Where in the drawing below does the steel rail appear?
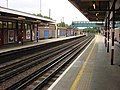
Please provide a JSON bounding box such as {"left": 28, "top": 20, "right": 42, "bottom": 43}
{"left": 0, "top": 36, "right": 86, "bottom": 71}
{"left": 33, "top": 36, "right": 93, "bottom": 90}
{"left": 0, "top": 36, "right": 87, "bottom": 82}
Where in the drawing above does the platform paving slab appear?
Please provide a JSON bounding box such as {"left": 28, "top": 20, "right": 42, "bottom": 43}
{"left": 48, "top": 35, "right": 120, "bottom": 90}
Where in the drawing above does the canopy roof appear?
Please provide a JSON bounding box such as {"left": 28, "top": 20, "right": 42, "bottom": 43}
{"left": 0, "top": 6, "right": 56, "bottom": 23}
{"left": 69, "top": 0, "right": 120, "bottom": 21}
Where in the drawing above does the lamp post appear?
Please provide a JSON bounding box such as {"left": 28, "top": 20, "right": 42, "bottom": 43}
{"left": 40, "top": 0, "right": 41, "bottom": 14}
{"left": 49, "top": 9, "right": 51, "bottom": 18}
{"left": 6, "top": 0, "right": 8, "bottom": 8}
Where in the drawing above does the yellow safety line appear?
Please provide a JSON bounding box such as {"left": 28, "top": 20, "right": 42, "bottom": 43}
{"left": 70, "top": 36, "right": 97, "bottom": 90}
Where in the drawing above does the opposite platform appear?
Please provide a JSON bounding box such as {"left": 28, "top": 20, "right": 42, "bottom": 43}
{"left": 48, "top": 35, "right": 120, "bottom": 90}
{"left": 0, "top": 35, "right": 83, "bottom": 54}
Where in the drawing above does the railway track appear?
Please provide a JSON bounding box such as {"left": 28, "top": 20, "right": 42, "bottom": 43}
{"left": 4, "top": 35, "right": 94, "bottom": 90}
{"left": 0, "top": 35, "right": 85, "bottom": 64}
{"left": 0, "top": 36, "right": 87, "bottom": 83}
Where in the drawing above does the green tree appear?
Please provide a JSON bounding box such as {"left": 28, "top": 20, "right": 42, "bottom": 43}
{"left": 33, "top": 13, "right": 52, "bottom": 20}
{"left": 36, "top": 13, "right": 43, "bottom": 17}
{"left": 43, "top": 16, "right": 52, "bottom": 20}
{"left": 83, "top": 27, "right": 99, "bottom": 33}
{"left": 57, "top": 22, "right": 68, "bottom": 27}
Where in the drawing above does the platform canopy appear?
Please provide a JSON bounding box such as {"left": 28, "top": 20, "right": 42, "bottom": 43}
{"left": 68, "top": 0, "right": 120, "bottom": 21}
{"left": 0, "top": 6, "right": 56, "bottom": 23}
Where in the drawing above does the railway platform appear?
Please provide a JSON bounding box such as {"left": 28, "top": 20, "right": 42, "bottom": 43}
{"left": 48, "top": 35, "right": 120, "bottom": 90}
{"left": 0, "top": 35, "right": 83, "bottom": 54}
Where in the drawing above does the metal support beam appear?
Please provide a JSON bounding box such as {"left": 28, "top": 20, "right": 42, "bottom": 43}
{"left": 66, "top": 30, "right": 67, "bottom": 37}
{"left": 88, "top": 8, "right": 119, "bottom": 12}
{"left": 21, "top": 22, "right": 23, "bottom": 45}
{"left": 30, "top": 24, "right": 33, "bottom": 42}
{"left": 0, "top": 21, "right": 4, "bottom": 46}
{"left": 105, "top": 19, "right": 107, "bottom": 47}
{"left": 16, "top": 21, "right": 18, "bottom": 44}
{"left": 107, "top": 2, "right": 110, "bottom": 53}
{"left": 37, "top": 24, "right": 38, "bottom": 42}
{"left": 111, "top": 0, "right": 116, "bottom": 65}
{"left": 107, "top": 17, "right": 110, "bottom": 53}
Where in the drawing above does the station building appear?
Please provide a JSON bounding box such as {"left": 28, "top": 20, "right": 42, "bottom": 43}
{"left": 38, "top": 23, "right": 56, "bottom": 39}
{"left": 0, "top": 6, "right": 56, "bottom": 46}
{"left": 57, "top": 26, "right": 75, "bottom": 37}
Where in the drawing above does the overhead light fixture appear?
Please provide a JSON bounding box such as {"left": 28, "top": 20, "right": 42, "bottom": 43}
{"left": 96, "top": 13, "right": 99, "bottom": 16}
{"left": 18, "top": 17, "right": 26, "bottom": 20}
{"left": 36, "top": 20, "right": 41, "bottom": 22}
{"left": 96, "top": 18, "right": 98, "bottom": 21}
{"left": 93, "top": 4, "right": 95, "bottom": 9}
{"left": 33, "top": 20, "right": 41, "bottom": 23}
{"left": 93, "top": 2, "right": 96, "bottom": 9}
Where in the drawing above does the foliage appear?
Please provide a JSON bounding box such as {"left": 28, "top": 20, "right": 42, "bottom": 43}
{"left": 36, "top": 13, "right": 43, "bottom": 17}
{"left": 43, "top": 16, "right": 52, "bottom": 20}
{"left": 57, "top": 22, "right": 69, "bottom": 27}
{"left": 83, "top": 27, "right": 99, "bottom": 33}
{"left": 33, "top": 13, "right": 52, "bottom": 20}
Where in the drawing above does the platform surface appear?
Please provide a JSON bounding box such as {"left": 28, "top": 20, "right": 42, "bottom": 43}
{"left": 48, "top": 35, "right": 120, "bottom": 90}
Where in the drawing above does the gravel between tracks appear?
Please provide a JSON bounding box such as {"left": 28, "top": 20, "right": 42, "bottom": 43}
{"left": 0, "top": 51, "right": 66, "bottom": 90}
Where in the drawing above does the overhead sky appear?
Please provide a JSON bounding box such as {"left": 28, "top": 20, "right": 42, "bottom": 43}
{"left": 0, "top": 0, "right": 88, "bottom": 25}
